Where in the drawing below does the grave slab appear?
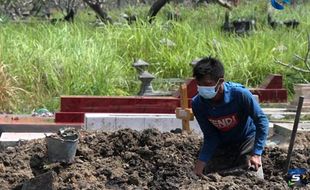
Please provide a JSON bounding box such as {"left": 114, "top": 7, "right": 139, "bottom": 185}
{"left": 0, "top": 132, "right": 53, "bottom": 149}
{"left": 84, "top": 113, "right": 274, "bottom": 138}
{"left": 85, "top": 113, "right": 202, "bottom": 134}
{"left": 273, "top": 122, "right": 310, "bottom": 137}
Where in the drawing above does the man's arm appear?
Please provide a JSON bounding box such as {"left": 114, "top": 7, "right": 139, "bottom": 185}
{"left": 197, "top": 119, "right": 220, "bottom": 163}
{"left": 241, "top": 89, "right": 269, "bottom": 156}
{"left": 192, "top": 100, "right": 220, "bottom": 175}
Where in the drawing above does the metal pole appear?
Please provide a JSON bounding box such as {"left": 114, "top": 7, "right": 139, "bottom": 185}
{"left": 284, "top": 96, "right": 304, "bottom": 173}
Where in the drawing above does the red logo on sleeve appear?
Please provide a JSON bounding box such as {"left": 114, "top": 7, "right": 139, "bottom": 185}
{"left": 208, "top": 114, "right": 239, "bottom": 132}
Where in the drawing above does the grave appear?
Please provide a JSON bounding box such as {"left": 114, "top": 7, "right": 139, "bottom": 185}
{"left": 55, "top": 73, "right": 287, "bottom": 124}
{"left": 273, "top": 123, "right": 310, "bottom": 137}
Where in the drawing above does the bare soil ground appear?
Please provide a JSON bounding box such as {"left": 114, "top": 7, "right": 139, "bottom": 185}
{"left": 0, "top": 128, "right": 309, "bottom": 190}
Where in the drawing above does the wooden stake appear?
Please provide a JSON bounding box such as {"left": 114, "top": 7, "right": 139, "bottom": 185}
{"left": 180, "top": 84, "right": 190, "bottom": 133}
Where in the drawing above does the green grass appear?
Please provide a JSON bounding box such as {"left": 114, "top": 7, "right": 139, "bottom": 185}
{"left": 0, "top": 2, "right": 310, "bottom": 113}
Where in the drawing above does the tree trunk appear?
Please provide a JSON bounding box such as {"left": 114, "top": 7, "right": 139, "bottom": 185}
{"left": 117, "top": 0, "right": 121, "bottom": 8}
{"left": 147, "top": 0, "right": 168, "bottom": 23}
{"left": 83, "top": 0, "right": 111, "bottom": 23}
{"left": 292, "top": 0, "right": 296, "bottom": 8}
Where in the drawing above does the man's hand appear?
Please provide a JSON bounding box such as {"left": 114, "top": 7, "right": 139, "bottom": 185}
{"left": 248, "top": 155, "right": 262, "bottom": 171}
{"left": 193, "top": 160, "right": 206, "bottom": 176}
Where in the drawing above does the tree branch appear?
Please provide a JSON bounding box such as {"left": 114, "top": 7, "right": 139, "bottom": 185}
{"left": 298, "top": 71, "right": 310, "bottom": 83}
{"left": 274, "top": 59, "right": 310, "bottom": 73}
{"left": 294, "top": 54, "right": 307, "bottom": 61}
{"left": 147, "top": 0, "right": 168, "bottom": 23}
{"left": 83, "top": 0, "right": 111, "bottom": 23}
{"left": 216, "top": 0, "right": 233, "bottom": 10}
{"left": 303, "top": 34, "right": 310, "bottom": 71}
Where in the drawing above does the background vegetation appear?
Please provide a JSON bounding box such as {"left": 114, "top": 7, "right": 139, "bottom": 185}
{"left": 0, "top": 1, "right": 309, "bottom": 113}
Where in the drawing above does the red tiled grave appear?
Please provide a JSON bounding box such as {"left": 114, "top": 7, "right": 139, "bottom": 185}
{"left": 55, "top": 74, "right": 287, "bottom": 123}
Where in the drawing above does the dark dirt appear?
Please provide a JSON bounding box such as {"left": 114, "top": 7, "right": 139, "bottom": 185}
{"left": 0, "top": 128, "right": 309, "bottom": 190}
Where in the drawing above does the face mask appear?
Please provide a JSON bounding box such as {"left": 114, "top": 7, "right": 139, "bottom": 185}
{"left": 197, "top": 85, "right": 218, "bottom": 99}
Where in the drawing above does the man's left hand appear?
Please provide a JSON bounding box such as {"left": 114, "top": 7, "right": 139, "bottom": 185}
{"left": 248, "top": 155, "right": 262, "bottom": 171}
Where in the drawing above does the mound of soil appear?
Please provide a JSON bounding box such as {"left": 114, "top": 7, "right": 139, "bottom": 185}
{"left": 294, "top": 133, "right": 310, "bottom": 149}
{"left": 0, "top": 128, "right": 309, "bottom": 190}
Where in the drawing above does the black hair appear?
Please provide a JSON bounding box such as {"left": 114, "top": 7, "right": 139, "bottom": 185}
{"left": 193, "top": 56, "right": 225, "bottom": 82}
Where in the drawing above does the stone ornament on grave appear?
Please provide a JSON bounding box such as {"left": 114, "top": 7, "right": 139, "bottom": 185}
{"left": 138, "top": 71, "right": 155, "bottom": 96}
{"left": 132, "top": 59, "right": 177, "bottom": 96}
{"left": 132, "top": 59, "right": 155, "bottom": 96}
{"left": 133, "top": 59, "right": 149, "bottom": 75}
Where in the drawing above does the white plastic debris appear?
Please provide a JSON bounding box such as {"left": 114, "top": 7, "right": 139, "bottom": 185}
{"left": 270, "top": 114, "right": 285, "bottom": 120}
{"left": 32, "top": 108, "right": 54, "bottom": 117}
{"left": 160, "top": 38, "right": 176, "bottom": 47}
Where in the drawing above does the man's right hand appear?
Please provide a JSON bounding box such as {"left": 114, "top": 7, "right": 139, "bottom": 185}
{"left": 193, "top": 160, "right": 206, "bottom": 176}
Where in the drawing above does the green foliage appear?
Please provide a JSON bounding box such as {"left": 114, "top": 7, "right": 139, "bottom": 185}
{"left": 0, "top": 2, "right": 309, "bottom": 112}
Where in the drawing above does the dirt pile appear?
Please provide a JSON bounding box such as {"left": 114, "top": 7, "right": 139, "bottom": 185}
{"left": 0, "top": 128, "right": 309, "bottom": 190}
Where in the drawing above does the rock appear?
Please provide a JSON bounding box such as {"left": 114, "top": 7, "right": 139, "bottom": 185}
{"left": 22, "top": 171, "right": 56, "bottom": 190}
{"left": 137, "top": 146, "right": 153, "bottom": 159}
{"left": 75, "top": 159, "right": 84, "bottom": 164}
{"left": 207, "top": 173, "right": 222, "bottom": 182}
{"left": 0, "top": 163, "right": 5, "bottom": 172}
{"left": 170, "top": 128, "right": 182, "bottom": 134}
{"left": 128, "top": 171, "right": 140, "bottom": 185}
{"left": 6, "top": 146, "right": 15, "bottom": 153}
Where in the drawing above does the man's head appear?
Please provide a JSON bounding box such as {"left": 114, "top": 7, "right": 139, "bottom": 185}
{"left": 193, "top": 56, "right": 224, "bottom": 82}
{"left": 193, "top": 57, "right": 225, "bottom": 101}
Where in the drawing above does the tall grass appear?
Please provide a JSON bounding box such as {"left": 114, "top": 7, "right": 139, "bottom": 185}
{"left": 0, "top": 62, "right": 26, "bottom": 112}
{"left": 0, "top": 1, "right": 309, "bottom": 112}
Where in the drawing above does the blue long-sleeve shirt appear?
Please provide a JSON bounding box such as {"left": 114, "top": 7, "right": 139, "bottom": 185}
{"left": 192, "top": 82, "right": 269, "bottom": 163}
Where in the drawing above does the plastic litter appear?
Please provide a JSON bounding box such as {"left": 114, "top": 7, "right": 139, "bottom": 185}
{"left": 32, "top": 108, "right": 54, "bottom": 117}
{"left": 159, "top": 38, "right": 176, "bottom": 47}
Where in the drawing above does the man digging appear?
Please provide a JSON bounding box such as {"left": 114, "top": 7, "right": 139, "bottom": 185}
{"left": 192, "top": 57, "right": 269, "bottom": 179}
